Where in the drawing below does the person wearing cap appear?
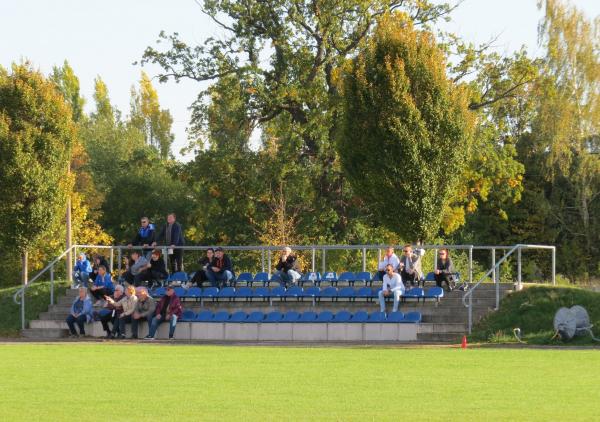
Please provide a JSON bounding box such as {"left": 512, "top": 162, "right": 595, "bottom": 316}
{"left": 65, "top": 287, "right": 93, "bottom": 337}
{"left": 144, "top": 285, "right": 183, "bottom": 340}
{"left": 153, "top": 213, "right": 185, "bottom": 273}
{"left": 378, "top": 264, "right": 405, "bottom": 315}
{"left": 128, "top": 216, "right": 156, "bottom": 257}
{"left": 206, "top": 247, "right": 234, "bottom": 288}
{"left": 106, "top": 285, "right": 137, "bottom": 339}
{"left": 89, "top": 265, "right": 114, "bottom": 306}
{"left": 97, "top": 285, "right": 124, "bottom": 338}
{"left": 274, "top": 247, "right": 301, "bottom": 287}
{"left": 72, "top": 252, "right": 93, "bottom": 288}
{"left": 131, "top": 287, "right": 156, "bottom": 339}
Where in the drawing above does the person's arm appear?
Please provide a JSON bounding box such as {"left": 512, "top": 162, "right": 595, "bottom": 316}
{"left": 82, "top": 299, "right": 93, "bottom": 317}
{"left": 131, "top": 230, "right": 141, "bottom": 246}
{"left": 224, "top": 256, "right": 233, "bottom": 272}
{"left": 153, "top": 226, "right": 165, "bottom": 246}
{"left": 444, "top": 257, "right": 455, "bottom": 274}
{"left": 122, "top": 297, "right": 137, "bottom": 317}
{"left": 147, "top": 227, "right": 156, "bottom": 246}
{"left": 391, "top": 255, "right": 400, "bottom": 271}
{"left": 168, "top": 297, "right": 183, "bottom": 318}
{"left": 141, "top": 299, "right": 156, "bottom": 319}
{"left": 70, "top": 299, "right": 78, "bottom": 316}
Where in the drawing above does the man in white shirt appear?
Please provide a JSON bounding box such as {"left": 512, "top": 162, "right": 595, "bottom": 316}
{"left": 376, "top": 246, "right": 400, "bottom": 281}
{"left": 378, "top": 264, "right": 405, "bottom": 314}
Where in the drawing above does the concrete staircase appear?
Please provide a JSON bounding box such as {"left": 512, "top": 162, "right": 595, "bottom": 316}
{"left": 22, "top": 283, "right": 513, "bottom": 342}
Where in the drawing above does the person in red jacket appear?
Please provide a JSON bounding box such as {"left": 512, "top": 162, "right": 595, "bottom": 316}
{"left": 144, "top": 285, "right": 183, "bottom": 340}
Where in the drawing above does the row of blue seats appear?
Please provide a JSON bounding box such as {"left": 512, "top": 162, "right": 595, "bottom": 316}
{"left": 167, "top": 271, "right": 460, "bottom": 287}
{"left": 153, "top": 286, "right": 444, "bottom": 302}
{"left": 179, "top": 310, "right": 422, "bottom": 323}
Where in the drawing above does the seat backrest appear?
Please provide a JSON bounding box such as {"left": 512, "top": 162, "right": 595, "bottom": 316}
{"left": 424, "top": 271, "right": 436, "bottom": 282}
{"left": 356, "top": 287, "right": 373, "bottom": 297}
{"left": 247, "top": 311, "right": 265, "bottom": 322}
{"left": 355, "top": 271, "right": 372, "bottom": 282}
{"left": 338, "top": 287, "right": 356, "bottom": 297}
{"left": 253, "top": 287, "right": 270, "bottom": 297}
{"left": 304, "top": 272, "right": 321, "bottom": 282}
{"left": 351, "top": 311, "right": 369, "bottom": 322}
{"left": 201, "top": 287, "right": 219, "bottom": 297}
{"left": 338, "top": 271, "right": 355, "bottom": 281}
{"left": 322, "top": 271, "right": 337, "bottom": 280}
{"left": 253, "top": 272, "right": 270, "bottom": 282}
{"left": 230, "top": 311, "right": 248, "bottom": 322}
{"left": 196, "top": 310, "right": 213, "bottom": 321}
{"left": 182, "top": 310, "right": 196, "bottom": 321}
{"left": 270, "top": 286, "right": 286, "bottom": 296}
{"left": 386, "top": 311, "right": 405, "bottom": 322}
{"left": 304, "top": 287, "right": 321, "bottom": 296}
{"left": 235, "top": 287, "right": 253, "bottom": 297}
{"left": 368, "top": 311, "right": 386, "bottom": 322}
{"left": 236, "top": 272, "right": 253, "bottom": 282}
{"left": 299, "top": 311, "right": 318, "bottom": 322}
{"left": 316, "top": 311, "right": 333, "bottom": 322}
{"left": 265, "top": 311, "right": 283, "bottom": 322}
{"left": 406, "top": 287, "right": 424, "bottom": 296}
{"left": 187, "top": 287, "right": 202, "bottom": 297}
{"left": 218, "top": 287, "right": 235, "bottom": 296}
{"left": 426, "top": 287, "right": 444, "bottom": 297}
{"left": 174, "top": 287, "right": 187, "bottom": 297}
{"left": 285, "top": 286, "right": 303, "bottom": 296}
{"left": 333, "top": 310, "right": 352, "bottom": 322}
{"left": 282, "top": 311, "right": 300, "bottom": 322}
{"left": 213, "top": 311, "right": 230, "bottom": 322}
{"left": 169, "top": 271, "right": 189, "bottom": 282}
{"left": 404, "top": 311, "right": 422, "bottom": 322}
{"left": 319, "top": 287, "right": 338, "bottom": 296}
{"left": 152, "top": 287, "right": 166, "bottom": 297}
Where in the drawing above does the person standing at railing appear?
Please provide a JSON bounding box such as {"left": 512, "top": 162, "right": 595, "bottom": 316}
{"left": 153, "top": 213, "right": 185, "bottom": 273}
{"left": 89, "top": 265, "right": 114, "bottom": 306}
{"left": 128, "top": 217, "right": 156, "bottom": 258}
{"left": 378, "top": 264, "right": 405, "bottom": 315}
{"left": 206, "top": 247, "right": 234, "bottom": 288}
{"left": 375, "top": 246, "right": 400, "bottom": 282}
{"left": 274, "top": 247, "right": 302, "bottom": 287}
{"left": 72, "top": 253, "right": 93, "bottom": 288}
{"left": 65, "top": 287, "right": 93, "bottom": 338}
{"left": 144, "top": 285, "right": 183, "bottom": 340}
{"left": 434, "top": 248, "right": 456, "bottom": 292}
{"left": 399, "top": 245, "right": 425, "bottom": 287}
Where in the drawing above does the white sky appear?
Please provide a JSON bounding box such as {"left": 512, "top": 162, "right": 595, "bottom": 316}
{"left": 1, "top": 0, "right": 599, "bottom": 161}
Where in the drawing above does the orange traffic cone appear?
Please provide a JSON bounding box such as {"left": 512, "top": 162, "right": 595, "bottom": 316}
{"left": 461, "top": 335, "right": 467, "bottom": 349}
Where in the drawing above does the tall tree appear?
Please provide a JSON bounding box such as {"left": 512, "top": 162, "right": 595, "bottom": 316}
{"left": 338, "top": 13, "right": 474, "bottom": 241}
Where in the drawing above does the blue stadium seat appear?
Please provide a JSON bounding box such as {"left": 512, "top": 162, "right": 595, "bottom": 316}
{"left": 300, "top": 272, "right": 321, "bottom": 287}
{"left": 230, "top": 311, "right": 248, "bottom": 322}
{"left": 174, "top": 286, "right": 187, "bottom": 298}
{"left": 368, "top": 311, "right": 387, "bottom": 322}
{"left": 333, "top": 310, "right": 352, "bottom": 323}
{"left": 298, "top": 311, "right": 318, "bottom": 322}
{"left": 264, "top": 311, "right": 283, "bottom": 323}
{"left": 321, "top": 271, "right": 338, "bottom": 286}
{"left": 337, "top": 287, "right": 356, "bottom": 301}
{"left": 195, "top": 310, "right": 213, "bottom": 322}
{"left": 234, "top": 272, "right": 253, "bottom": 286}
{"left": 252, "top": 272, "right": 270, "bottom": 287}
{"left": 303, "top": 286, "right": 321, "bottom": 298}
{"left": 315, "top": 311, "right": 334, "bottom": 322}
{"left": 425, "top": 286, "right": 444, "bottom": 302}
{"left": 247, "top": 311, "right": 265, "bottom": 323}
{"left": 283, "top": 286, "right": 304, "bottom": 300}
{"left": 212, "top": 311, "right": 230, "bottom": 322}
{"left": 188, "top": 271, "right": 196, "bottom": 281}
{"left": 318, "top": 286, "right": 338, "bottom": 301}
{"left": 186, "top": 287, "right": 202, "bottom": 300}
{"left": 253, "top": 287, "right": 271, "bottom": 300}
{"left": 356, "top": 287, "right": 374, "bottom": 301}
{"left": 181, "top": 310, "right": 196, "bottom": 321}
{"left": 234, "top": 286, "right": 254, "bottom": 301}
{"left": 351, "top": 311, "right": 369, "bottom": 323}
{"left": 404, "top": 287, "right": 425, "bottom": 302}
{"left": 354, "top": 271, "right": 373, "bottom": 286}
{"left": 386, "top": 311, "right": 405, "bottom": 323}
{"left": 217, "top": 287, "right": 236, "bottom": 301}
{"left": 168, "top": 271, "right": 189, "bottom": 283}
{"left": 401, "top": 311, "right": 422, "bottom": 323}
{"left": 200, "top": 287, "right": 219, "bottom": 299}
{"left": 152, "top": 287, "right": 166, "bottom": 297}
{"left": 337, "top": 271, "right": 356, "bottom": 286}
{"left": 270, "top": 286, "right": 286, "bottom": 298}
{"left": 282, "top": 311, "right": 300, "bottom": 322}
{"left": 423, "top": 272, "right": 436, "bottom": 286}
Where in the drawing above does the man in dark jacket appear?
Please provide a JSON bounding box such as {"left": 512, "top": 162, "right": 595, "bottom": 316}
{"left": 144, "top": 286, "right": 183, "bottom": 340}
{"left": 128, "top": 217, "right": 156, "bottom": 257}
{"left": 153, "top": 213, "right": 184, "bottom": 273}
{"left": 206, "top": 247, "right": 234, "bottom": 288}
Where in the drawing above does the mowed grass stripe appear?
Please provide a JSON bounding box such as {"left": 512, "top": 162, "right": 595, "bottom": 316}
{"left": 0, "top": 344, "right": 598, "bottom": 421}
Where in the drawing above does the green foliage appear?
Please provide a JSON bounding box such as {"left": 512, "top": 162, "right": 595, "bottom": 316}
{"left": 338, "top": 14, "right": 474, "bottom": 241}
{"left": 0, "top": 64, "right": 75, "bottom": 253}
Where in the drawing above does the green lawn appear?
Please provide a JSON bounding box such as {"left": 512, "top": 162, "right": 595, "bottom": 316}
{"left": 0, "top": 344, "right": 599, "bottom": 421}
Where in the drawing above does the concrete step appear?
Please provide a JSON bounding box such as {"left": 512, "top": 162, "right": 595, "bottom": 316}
{"left": 417, "top": 323, "right": 467, "bottom": 333}
{"left": 416, "top": 332, "right": 464, "bottom": 343}
{"left": 22, "top": 328, "right": 69, "bottom": 339}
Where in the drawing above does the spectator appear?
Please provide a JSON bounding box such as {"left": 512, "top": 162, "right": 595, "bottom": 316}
{"left": 435, "top": 248, "right": 456, "bottom": 291}
{"left": 122, "top": 251, "right": 151, "bottom": 286}
{"left": 206, "top": 247, "right": 234, "bottom": 288}
{"left": 65, "top": 287, "right": 93, "bottom": 338}
{"left": 90, "top": 254, "right": 110, "bottom": 281}
{"left": 190, "top": 248, "right": 214, "bottom": 287}
{"left": 378, "top": 264, "right": 405, "bottom": 315}
{"left": 89, "top": 265, "right": 114, "bottom": 306}
{"left": 98, "top": 285, "right": 124, "bottom": 338}
{"left": 399, "top": 245, "right": 425, "bottom": 287}
{"left": 72, "top": 252, "right": 92, "bottom": 288}
{"left": 106, "top": 285, "right": 137, "bottom": 339}
{"left": 148, "top": 249, "right": 169, "bottom": 288}
{"left": 376, "top": 246, "right": 400, "bottom": 281}
{"left": 153, "top": 213, "right": 185, "bottom": 273}
{"left": 144, "top": 285, "right": 183, "bottom": 340}
{"left": 131, "top": 287, "right": 156, "bottom": 339}
{"left": 128, "top": 216, "right": 156, "bottom": 257}
{"left": 274, "top": 247, "right": 301, "bottom": 287}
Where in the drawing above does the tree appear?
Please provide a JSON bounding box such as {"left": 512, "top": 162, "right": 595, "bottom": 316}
{"left": 337, "top": 13, "right": 474, "bottom": 241}
{"left": 0, "top": 63, "right": 75, "bottom": 280}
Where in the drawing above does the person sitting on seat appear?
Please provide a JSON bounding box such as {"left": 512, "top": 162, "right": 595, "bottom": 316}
{"left": 274, "top": 247, "right": 301, "bottom": 287}
{"left": 435, "top": 248, "right": 456, "bottom": 291}
{"left": 98, "top": 285, "right": 124, "bottom": 338}
{"left": 128, "top": 216, "right": 156, "bottom": 257}
{"left": 89, "top": 265, "right": 114, "bottom": 306}
{"left": 144, "top": 285, "right": 183, "bottom": 340}
{"left": 375, "top": 246, "right": 400, "bottom": 281}
{"left": 399, "top": 244, "right": 425, "bottom": 287}
{"left": 190, "top": 248, "right": 214, "bottom": 287}
{"left": 90, "top": 254, "right": 110, "bottom": 281}
{"left": 131, "top": 287, "right": 156, "bottom": 339}
{"left": 73, "top": 253, "right": 93, "bottom": 288}
{"left": 377, "top": 264, "right": 405, "bottom": 315}
{"left": 106, "top": 285, "right": 137, "bottom": 339}
{"left": 65, "top": 287, "right": 93, "bottom": 338}
{"left": 122, "top": 251, "right": 150, "bottom": 287}
{"left": 206, "top": 247, "right": 233, "bottom": 288}
{"left": 148, "top": 249, "right": 168, "bottom": 288}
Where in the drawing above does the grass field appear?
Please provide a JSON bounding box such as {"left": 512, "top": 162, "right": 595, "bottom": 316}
{"left": 0, "top": 343, "right": 599, "bottom": 421}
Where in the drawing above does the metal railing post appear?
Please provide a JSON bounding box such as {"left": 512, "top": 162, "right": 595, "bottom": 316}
{"left": 261, "top": 249, "right": 265, "bottom": 273}
{"left": 468, "top": 246, "right": 473, "bottom": 286}
{"left": 517, "top": 246, "right": 522, "bottom": 290}
{"left": 117, "top": 247, "right": 122, "bottom": 274}
{"left": 552, "top": 247, "right": 556, "bottom": 285}
{"left": 434, "top": 249, "right": 438, "bottom": 273}
{"left": 362, "top": 248, "right": 366, "bottom": 272}
{"left": 322, "top": 248, "right": 326, "bottom": 274}
{"left": 109, "top": 247, "right": 114, "bottom": 273}
{"left": 21, "top": 292, "right": 25, "bottom": 330}
{"left": 267, "top": 250, "right": 272, "bottom": 278}
{"left": 50, "top": 265, "right": 55, "bottom": 306}
{"left": 311, "top": 248, "right": 316, "bottom": 273}
{"left": 492, "top": 248, "right": 498, "bottom": 310}
{"left": 468, "top": 294, "right": 473, "bottom": 334}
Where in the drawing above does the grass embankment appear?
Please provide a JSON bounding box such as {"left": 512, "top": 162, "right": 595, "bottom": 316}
{"left": 472, "top": 285, "right": 600, "bottom": 345}
{"left": 0, "top": 344, "right": 599, "bottom": 421}
{"left": 0, "top": 281, "right": 68, "bottom": 336}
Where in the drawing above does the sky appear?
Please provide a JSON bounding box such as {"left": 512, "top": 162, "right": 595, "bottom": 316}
{"left": 1, "top": 0, "right": 600, "bottom": 161}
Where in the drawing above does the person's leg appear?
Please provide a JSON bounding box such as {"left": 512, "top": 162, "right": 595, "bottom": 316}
{"left": 81, "top": 272, "right": 90, "bottom": 283}
{"left": 100, "top": 313, "right": 111, "bottom": 335}
{"left": 392, "top": 289, "right": 402, "bottom": 312}
{"left": 133, "top": 272, "right": 146, "bottom": 287}
{"left": 168, "top": 315, "right": 178, "bottom": 338}
{"left": 66, "top": 315, "right": 78, "bottom": 335}
{"left": 224, "top": 270, "right": 233, "bottom": 285}
{"left": 174, "top": 250, "right": 183, "bottom": 273}
{"left": 147, "top": 316, "right": 161, "bottom": 338}
{"left": 205, "top": 268, "right": 218, "bottom": 287}
{"left": 215, "top": 272, "right": 227, "bottom": 288}
{"left": 76, "top": 315, "right": 87, "bottom": 335}
{"left": 434, "top": 273, "right": 443, "bottom": 288}
{"left": 288, "top": 270, "right": 301, "bottom": 285}
{"left": 378, "top": 290, "right": 386, "bottom": 313}
{"left": 168, "top": 254, "right": 176, "bottom": 274}
{"left": 111, "top": 315, "right": 121, "bottom": 336}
